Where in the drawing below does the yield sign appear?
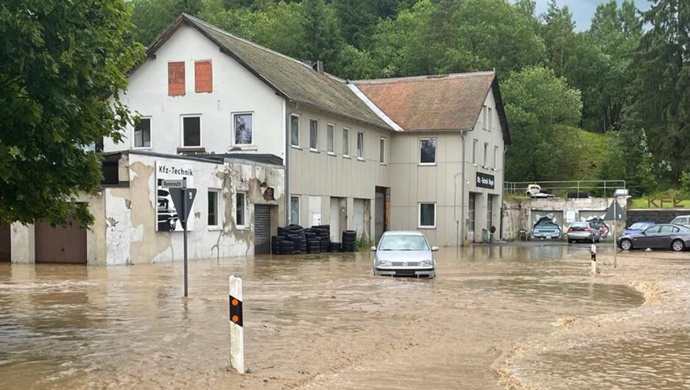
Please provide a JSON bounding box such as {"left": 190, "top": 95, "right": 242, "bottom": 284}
{"left": 170, "top": 187, "right": 197, "bottom": 223}
{"left": 603, "top": 199, "right": 626, "bottom": 221}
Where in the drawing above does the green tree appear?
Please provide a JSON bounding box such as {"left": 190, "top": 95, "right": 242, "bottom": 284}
{"left": 0, "top": 0, "right": 143, "bottom": 226}
{"left": 502, "top": 66, "right": 583, "bottom": 181}
{"left": 130, "top": 0, "right": 202, "bottom": 45}
{"left": 300, "top": 0, "right": 343, "bottom": 70}
{"left": 627, "top": 0, "right": 690, "bottom": 183}
{"left": 541, "top": 0, "right": 576, "bottom": 78}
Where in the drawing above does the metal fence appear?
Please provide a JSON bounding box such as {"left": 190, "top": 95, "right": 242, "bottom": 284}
{"left": 504, "top": 180, "right": 627, "bottom": 198}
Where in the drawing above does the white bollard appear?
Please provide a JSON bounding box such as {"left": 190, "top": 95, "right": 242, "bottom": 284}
{"left": 229, "top": 275, "right": 244, "bottom": 374}
{"left": 590, "top": 244, "right": 597, "bottom": 275}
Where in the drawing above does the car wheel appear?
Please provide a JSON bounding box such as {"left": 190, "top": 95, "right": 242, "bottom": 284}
{"left": 620, "top": 239, "right": 633, "bottom": 251}
{"left": 671, "top": 239, "right": 685, "bottom": 252}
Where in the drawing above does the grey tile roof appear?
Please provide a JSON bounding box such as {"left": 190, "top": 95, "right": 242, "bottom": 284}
{"left": 146, "top": 14, "right": 391, "bottom": 130}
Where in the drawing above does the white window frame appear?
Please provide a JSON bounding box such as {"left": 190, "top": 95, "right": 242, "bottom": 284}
{"left": 133, "top": 116, "right": 152, "bottom": 149}
{"left": 356, "top": 131, "right": 364, "bottom": 160}
{"left": 493, "top": 146, "right": 498, "bottom": 168}
{"left": 483, "top": 142, "right": 489, "bottom": 167}
{"left": 379, "top": 137, "right": 386, "bottom": 164}
{"left": 235, "top": 192, "right": 247, "bottom": 229}
{"left": 472, "top": 139, "right": 478, "bottom": 164}
{"left": 232, "top": 112, "right": 254, "bottom": 145}
{"left": 419, "top": 137, "right": 437, "bottom": 165}
{"left": 181, "top": 114, "right": 202, "bottom": 147}
{"left": 290, "top": 195, "right": 300, "bottom": 225}
{"left": 418, "top": 202, "right": 437, "bottom": 229}
{"left": 343, "top": 128, "right": 350, "bottom": 157}
{"left": 327, "top": 123, "right": 335, "bottom": 154}
{"left": 207, "top": 189, "right": 220, "bottom": 229}
{"left": 309, "top": 119, "right": 318, "bottom": 151}
{"left": 290, "top": 114, "right": 300, "bottom": 148}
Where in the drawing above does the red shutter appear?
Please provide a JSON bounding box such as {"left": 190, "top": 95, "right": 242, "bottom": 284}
{"left": 168, "top": 61, "right": 185, "bottom": 96}
{"left": 195, "top": 60, "right": 213, "bottom": 93}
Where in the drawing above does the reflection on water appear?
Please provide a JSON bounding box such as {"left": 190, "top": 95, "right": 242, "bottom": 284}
{"left": 532, "top": 330, "right": 690, "bottom": 389}
{"left": 0, "top": 244, "right": 674, "bottom": 389}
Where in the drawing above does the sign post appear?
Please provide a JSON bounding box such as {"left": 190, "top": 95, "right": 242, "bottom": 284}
{"left": 170, "top": 178, "right": 197, "bottom": 297}
{"left": 229, "top": 275, "right": 244, "bottom": 374}
{"left": 604, "top": 197, "right": 626, "bottom": 270}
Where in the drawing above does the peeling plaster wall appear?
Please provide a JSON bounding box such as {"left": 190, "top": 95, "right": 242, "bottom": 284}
{"left": 102, "top": 153, "right": 284, "bottom": 265}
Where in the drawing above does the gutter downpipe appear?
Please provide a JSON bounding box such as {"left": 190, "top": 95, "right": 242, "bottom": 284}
{"left": 460, "top": 131, "right": 467, "bottom": 247}
{"left": 285, "top": 101, "right": 300, "bottom": 225}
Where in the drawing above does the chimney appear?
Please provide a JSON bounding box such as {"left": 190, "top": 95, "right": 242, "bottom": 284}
{"left": 312, "top": 60, "right": 324, "bottom": 74}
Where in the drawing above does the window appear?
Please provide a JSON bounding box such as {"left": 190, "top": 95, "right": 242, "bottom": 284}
{"left": 134, "top": 117, "right": 151, "bottom": 148}
{"left": 194, "top": 60, "right": 213, "bottom": 93}
{"left": 309, "top": 119, "right": 318, "bottom": 150}
{"left": 234, "top": 112, "right": 253, "bottom": 145}
{"left": 472, "top": 139, "right": 478, "bottom": 164}
{"left": 343, "top": 128, "right": 350, "bottom": 156}
{"left": 168, "top": 61, "right": 185, "bottom": 96}
{"left": 468, "top": 194, "right": 476, "bottom": 232}
{"left": 482, "top": 106, "right": 487, "bottom": 130}
{"left": 420, "top": 138, "right": 436, "bottom": 164}
{"left": 236, "top": 192, "right": 246, "bottom": 228}
{"left": 182, "top": 116, "right": 201, "bottom": 147}
{"left": 488, "top": 107, "right": 493, "bottom": 131}
{"left": 487, "top": 195, "right": 493, "bottom": 230}
{"left": 493, "top": 146, "right": 498, "bottom": 168}
{"left": 483, "top": 142, "right": 489, "bottom": 167}
{"left": 379, "top": 137, "right": 386, "bottom": 164}
{"left": 419, "top": 203, "right": 436, "bottom": 228}
{"left": 290, "top": 115, "right": 299, "bottom": 147}
{"left": 327, "top": 123, "right": 335, "bottom": 154}
{"left": 290, "top": 196, "right": 299, "bottom": 225}
{"left": 208, "top": 190, "right": 219, "bottom": 227}
{"left": 356, "top": 131, "right": 364, "bottom": 160}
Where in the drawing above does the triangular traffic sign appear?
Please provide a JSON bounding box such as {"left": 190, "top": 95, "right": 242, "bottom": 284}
{"left": 603, "top": 199, "right": 626, "bottom": 221}
{"left": 170, "top": 188, "right": 197, "bottom": 223}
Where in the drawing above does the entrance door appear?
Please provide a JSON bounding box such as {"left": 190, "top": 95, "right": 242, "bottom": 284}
{"left": 375, "top": 190, "right": 386, "bottom": 244}
{"left": 330, "top": 198, "right": 340, "bottom": 241}
{"left": 0, "top": 223, "right": 10, "bottom": 262}
{"left": 254, "top": 205, "right": 271, "bottom": 255}
{"left": 35, "top": 222, "right": 87, "bottom": 264}
{"left": 353, "top": 199, "right": 365, "bottom": 237}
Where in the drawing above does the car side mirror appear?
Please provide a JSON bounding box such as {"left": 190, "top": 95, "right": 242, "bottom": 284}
{"left": 370, "top": 246, "right": 377, "bottom": 251}
{"left": 431, "top": 246, "right": 439, "bottom": 252}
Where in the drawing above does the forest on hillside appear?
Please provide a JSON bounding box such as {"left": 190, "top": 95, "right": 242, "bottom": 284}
{"left": 129, "top": 0, "right": 690, "bottom": 196}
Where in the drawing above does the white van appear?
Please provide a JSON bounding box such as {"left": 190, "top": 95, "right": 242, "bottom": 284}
{"left": 670, "top": 215, "right": 690, "bottom": 228}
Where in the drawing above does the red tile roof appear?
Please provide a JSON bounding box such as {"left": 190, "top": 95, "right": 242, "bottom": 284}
{"left": 354, "top": 72, "right": 495, "bottom": 132}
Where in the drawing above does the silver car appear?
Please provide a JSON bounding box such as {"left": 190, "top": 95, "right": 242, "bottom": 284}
{"left": 372, "top": 231, "right": 438, "bottom": 278}
{"left": 566, "top": 221, "right": 601, "bottom": 243}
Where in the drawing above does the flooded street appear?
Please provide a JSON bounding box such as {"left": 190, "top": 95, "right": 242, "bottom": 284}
{"left": 0, "top": 244, "right": 687, "bottom": 390}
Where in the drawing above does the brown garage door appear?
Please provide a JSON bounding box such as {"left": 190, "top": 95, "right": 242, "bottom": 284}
{"left": 0, "top": 223, "right": 10, "bottom": 262}
{"left": 35, "top": 222, "right": 87, "bottom": 264}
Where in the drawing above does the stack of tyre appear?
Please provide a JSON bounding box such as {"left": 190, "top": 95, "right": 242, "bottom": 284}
{"left": 303, "top": 227, "right": 321, "bottom": 253}
{"left": 271, "top": 225, "right": 307, "bottom": 255}
{"left": 341, "top": 230, "right": 357, "bottom": 252}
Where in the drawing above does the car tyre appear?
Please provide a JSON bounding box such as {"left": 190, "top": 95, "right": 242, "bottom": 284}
{"left": 620, "top": 239, "right": 633, "bottom": 251}
{"left": 671, "top": 239, "right": 685, "bottom": 252}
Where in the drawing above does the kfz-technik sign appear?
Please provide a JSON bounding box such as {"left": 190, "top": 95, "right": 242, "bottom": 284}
{"left": 476, "top": 172, "right": 495, "bottom": 189}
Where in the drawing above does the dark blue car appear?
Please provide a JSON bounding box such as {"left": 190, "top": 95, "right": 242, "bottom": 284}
{"left": 623, "top": 222, "right": 655, "bottom": 236}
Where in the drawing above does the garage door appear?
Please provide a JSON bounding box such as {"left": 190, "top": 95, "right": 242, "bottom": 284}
{"left": 254, "top": 205, "right": 271, "bottom": 255}
{"left": 35, "top": 222, "right": 87, "bottom": 264}
{"left": 0, "top": 223, "right": 10, "bottom": 262}
{"left": 353, "top": 199, "right": 364, "bottom": 237}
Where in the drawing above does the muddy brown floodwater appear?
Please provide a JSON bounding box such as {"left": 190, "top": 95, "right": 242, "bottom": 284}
{"left": 0, "top": 243, "right": 687, "bottom": 390}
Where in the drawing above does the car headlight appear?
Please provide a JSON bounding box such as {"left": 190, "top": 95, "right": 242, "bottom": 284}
{"left": 377, "top": 260, "right": 392, "bottom": 267}
{"left": 420, "top": 260, "right": 432, "bottom": 267}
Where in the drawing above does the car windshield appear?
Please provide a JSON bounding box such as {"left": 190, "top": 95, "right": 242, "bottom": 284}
{"left": 378, "top": 235, "right": 429, "bottom": 251}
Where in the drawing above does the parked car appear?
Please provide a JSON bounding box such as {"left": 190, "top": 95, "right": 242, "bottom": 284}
{"left": 531, "top": 217, "right": 561, "bottom": 240}
{"left": 371, "top": 231, "right": 438, "bottom": 278}
{"left": 618, "top": 224, "right": 690, "bottom": 252}
{"left": 525, "top": 184, "right": 554, "bottom": 198}
{"left": 623, "top": 221, "right": 656, "bottom": 236}
{"left": 566, "top": 221, "right": 601, "bottom": 243}
{"left": 670, "top": 215, "right": 690, "bottom": 228}
{"left": 586, "top": 217, "right": 609, "bottom": 239}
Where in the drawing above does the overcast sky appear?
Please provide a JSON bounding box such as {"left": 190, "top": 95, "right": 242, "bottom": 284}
{"left": 531, "top": 0, "right": 651, "bottom": 31}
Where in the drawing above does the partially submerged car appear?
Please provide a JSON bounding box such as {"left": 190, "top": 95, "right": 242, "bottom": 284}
{"left": 623, "top": 221, "right": 655, "bottom": 236}
{"left": 618, "top": 224, "right": 690, "bottom": 252}
{"left": 586, "top": 217, "right": 609, "bottom": 239}
{"left": 372, "top": 231, "right": 437, "bottom": 278}
{"left": 531, "top": 217, "right": 561, "bottom": 240}
{"left": 670, "top": 215, "right": 690, "bottom": 228}
{"left": 566, "top": 221, "right": 601, "bottom": 243}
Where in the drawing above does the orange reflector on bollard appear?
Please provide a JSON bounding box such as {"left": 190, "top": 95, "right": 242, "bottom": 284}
{"left": 229, "top": 294, "right": 243, "bottom": 327}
